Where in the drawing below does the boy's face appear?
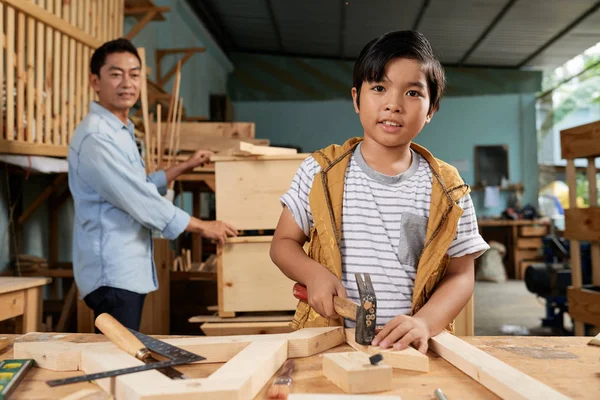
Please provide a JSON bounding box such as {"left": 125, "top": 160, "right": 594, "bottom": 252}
{"left": 351, "top": 58, "right": 434, "bottom": 148}
{"left": 90, "top": 52, "right": 141, "bottom": 112}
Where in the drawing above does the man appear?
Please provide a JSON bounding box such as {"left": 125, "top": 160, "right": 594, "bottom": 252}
{"left": 68, "top": 38, "right": 237, "bottom": 331}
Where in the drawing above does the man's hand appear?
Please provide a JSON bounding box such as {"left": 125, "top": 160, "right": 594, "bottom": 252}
{"left": 371, "top": 315, "right": 430, "bottom": 353}
{"left": 186, "top": 149, "right": 213, "bottom": 170}
{"left": 305, "top": 268, "right": 347, "bottom": 319}
{"left": 198, "top": 220, "right": 238, "bottom": 246}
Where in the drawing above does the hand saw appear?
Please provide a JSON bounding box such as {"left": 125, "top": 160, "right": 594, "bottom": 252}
{"left": 46, "top": 313, "right": 205, "bottom": 387}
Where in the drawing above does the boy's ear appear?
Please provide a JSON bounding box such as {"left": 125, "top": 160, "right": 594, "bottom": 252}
{"left": 351, "top": 87, "right": 360, "bottom": 114}
{"left": 425, "top": 108, "right": 436, "bottom": 124}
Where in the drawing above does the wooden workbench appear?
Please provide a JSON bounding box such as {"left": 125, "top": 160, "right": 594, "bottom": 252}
{"left": 0, "top": 333, "right": 596, "bottom": 399}
{"left": 0, "top": 277, "right": 51, "bottom": 333}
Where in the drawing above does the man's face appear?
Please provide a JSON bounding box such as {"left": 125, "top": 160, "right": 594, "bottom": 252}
{"left": 352, "top": 58, "right": 434, "bottom": 149}
{"left": 91, "top": 52, "right": 141, "bottom": 111}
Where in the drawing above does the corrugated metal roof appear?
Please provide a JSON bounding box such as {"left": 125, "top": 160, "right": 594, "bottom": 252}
{"left": 189, "top": 0, "right": 600, "bottom": 69}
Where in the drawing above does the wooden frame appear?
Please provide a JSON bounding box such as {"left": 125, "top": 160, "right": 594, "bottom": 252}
{"left": 124, "top": 0, "right": 168, "bottom": 40}
{"left": 560, "top": 120, "right": 600, "bottom": 336}
{"left": 14, "top": 327, "right": 570, "bottom": 399}
{"left": 0, "top": 0, "right": 122, "bottom": 156}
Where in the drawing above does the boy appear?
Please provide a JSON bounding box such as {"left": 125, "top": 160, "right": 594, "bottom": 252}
{"left": 270, "top": 31, "right": 489, "bottom": 354}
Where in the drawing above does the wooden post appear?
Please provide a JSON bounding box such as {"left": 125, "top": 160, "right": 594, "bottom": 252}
{"left": 61, "top": 0, "right": 68, "bottom": 145}
{"left": 53, "top": 0, "right": 61, "bottom": 144}
{"left": 44, "top": 0, "right": 53, "bottom": 144}
{"left": 68, "top": 1, "right": 76, "bottom": 143}
{"left": 6, "top": 5, "right": 14, "bottom": 140}
{"left": 588, "top": 158, "right": 600, "bottom": 286}
{"left": 0, "top": 3, "right": 5, "bottom": 139}
{"left": 36, "top": 0, "right": 45, "bottom": 143}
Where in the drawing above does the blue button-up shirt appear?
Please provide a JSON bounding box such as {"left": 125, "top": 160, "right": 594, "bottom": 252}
{"left": 68, "top": 102, "right": 191, "bottom": 298}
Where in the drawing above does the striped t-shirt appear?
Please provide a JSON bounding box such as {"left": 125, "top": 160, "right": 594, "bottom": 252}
{"left": 280, "top": 143, "right": 489, "bottom": 327}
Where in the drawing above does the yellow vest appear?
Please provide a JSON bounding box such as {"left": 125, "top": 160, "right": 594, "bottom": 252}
{"left": 290, "top": 137, "right": 470, "bottom": 334}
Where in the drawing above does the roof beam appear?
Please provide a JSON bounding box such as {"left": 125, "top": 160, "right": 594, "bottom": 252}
{"left": 412, "top": 0, "right": 431, "bottom": 31}
{"left": 458, "top": 0, "right": 518, "bottom": 66}
{"left": 265, "top": 0, "right": 284, "bottom": 53}
{"left": 517, "top": 0, "right": 600, "bottom": 68}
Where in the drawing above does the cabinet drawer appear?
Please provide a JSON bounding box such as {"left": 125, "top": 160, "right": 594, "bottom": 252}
{"left": 520, "top": 226, "right": 548, "bottom": 237}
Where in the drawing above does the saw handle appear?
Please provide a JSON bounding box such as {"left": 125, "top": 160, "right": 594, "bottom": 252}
{"left": 95, "top": 313, "right": 150, "bottom": 361}
{"left": 292, "top": 283, "right": 357, "bottom": 320}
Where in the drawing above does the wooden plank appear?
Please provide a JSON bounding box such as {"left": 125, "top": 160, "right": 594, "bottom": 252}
{"left": 0, "top": 3, "right": 3, "bottom": 139}
{"left": 138, "top": 47, "right": 151, "bottom": 171}
{"left": 0, "top": 140, "right": 68, "bottom": 157}
{"left": 429, "top": 330, "right": 570, "bottom": 400}
{"left": 322, "top": 351, "right": 392, "bottom": 394}
{"left": 560, "top": 120, "right": 600, "bottom": 159}
{"left": 175, "top": 122, "right": 255, "bottom": 139}
{"left": 36, "top": 0, "right": 45, "bottom": 143}
{"left": 588, "top": 158, "right": 600, "bottom": 286}
{"left": 230, "top": 141, "right": 298, "bottom": 156}
{"left": 290, "top": 396, "right": 400, "bottom": 400}
{"left": 344, "top": 329, "right": 429, "bottom": 373}
{"left": 53, "top": 0, "right": 61, "bottom": 144}
{"left": 17, "top": 10, "right": 25, "bottom": 141}
{"left": 0, "top": 291, "right": 25, "bottom": 321}
{"left": 190, "top": 313, "right": 293, "bottom": 324}
{"left": 567, "top": 286, "right": 600, "bottom": 326}
{"left": 56, "top": 283, "right": 77, "bottom": 332}
{"left": 564, "top": 208, "right": 600, "bottom": 242}
{"left": 220, "top": 237, "right": 298, "bottom": 314}
{"left": 215, "top": 157, "right": 306, "bottom": 230}
{"left": 68, "top": 0, "right": 76, "bottom": 143}
{"left": 5, "top": 5, "right": 14, "bottom": 140}
{"left": 139, "top": 238, "right": 171, "bottom": 334}
{"left": 44, "top": 0, "right": 52, "bottom": 143}
{"left": 147, "top": 126, "right": 268, "bottom": 152}
{"left": 207, "top": 340, "right": 288, "bottom": 399}
{"left": 60, "top": 0, "right": 69, "bottom": 145}
{"left": 200, "top": 321, "right": 293, "bottom": 336}
{"left": 26, "top": 7, "right": 35, "bottom": 142}
{"left": 2, "top": 0, "right": 102, "bottom": 48}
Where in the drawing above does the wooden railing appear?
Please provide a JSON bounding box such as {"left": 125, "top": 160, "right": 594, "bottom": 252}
{"left": 0, "top": 0, "right": 123, "bottom": 157}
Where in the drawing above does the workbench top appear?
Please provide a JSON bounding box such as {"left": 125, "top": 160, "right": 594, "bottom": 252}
{"left": 0, "top": 277, "right": 51, "bottom": 294}
{"left": 0, "top": 333, "right": 597, "bottom": 399}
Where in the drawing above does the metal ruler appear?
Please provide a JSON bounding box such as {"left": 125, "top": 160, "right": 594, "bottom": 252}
{"left": 46, "top": 329, "right": 205, "bottom": 387}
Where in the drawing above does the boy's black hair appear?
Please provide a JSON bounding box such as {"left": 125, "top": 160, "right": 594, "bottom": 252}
{"left": 353, "top": 30, "right": 445, "bottom": 114}
{"left": 90, "top": 38, "right": 141, "bottom": 76}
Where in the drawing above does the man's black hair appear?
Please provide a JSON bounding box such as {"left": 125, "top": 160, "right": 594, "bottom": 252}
{"left": 353, "top": 30, "right": 445, "bottom": 114}
{"left": 90, "top": 38, "right": 141, "bottom": 76}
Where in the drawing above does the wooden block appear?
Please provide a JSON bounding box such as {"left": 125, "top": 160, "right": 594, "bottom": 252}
{"left": 214, "top": 154, "right": 307, "bottom": 230}
{"left": 517, "top": 238, "right": 542, "bottom": 249}
{"left": 560, "top": 120, "right": 600, "bottom": 159}
{"left": 201, "top": 321, "right": 293, "bottom": 336}
{"left": 567, "top": 285, "right": 600, "bottom": 326}
{"left": 322, "top": 351, "right": 392, "bottom": 394}
{"left": 344, "top": 329, "right": 429, "bottom": 372}
{"left": 220, "top": 237, "right": 297, "bottom": 314}
{"left": 430, "top": 331, "right": 570, "bottom": 400}
{"left": 564, "top": 208, "right": 600, "bottom": 242}
{"left": 520, "top": 225, "right": 548, "bottom": 237}
{"left": 13, "top": 340, "right": 83, "bottom": 371}
{"left": 189, "top": 313, "right": 293, "bottom": 324}
{"left": 230, "top": 141, "right": 298, "bottom": 156}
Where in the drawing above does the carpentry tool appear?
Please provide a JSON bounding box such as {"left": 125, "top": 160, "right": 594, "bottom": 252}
{"left": 46, "top": 313, "right": 205, "bottom": 386}
{"left": 293, "top": 272, "right": 377, "bottom": 345}
{"left": 434, "top": 388, "right": 449, "bottom": 400}
{"left": 266, "top": 359, "right": 295, "bottom": 399}
{"left": 0, "top": 359, "right": 33, "bottom": 400}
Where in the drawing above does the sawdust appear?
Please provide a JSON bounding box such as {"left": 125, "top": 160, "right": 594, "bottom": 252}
{"left": 495, "top": 344, "right": 578, "bottom": 359}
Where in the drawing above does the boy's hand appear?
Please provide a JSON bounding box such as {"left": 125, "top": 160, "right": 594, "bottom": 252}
{"left": 305, "top": 268, "right": 347, "bottom": 319}
{"left": 371, "top": 315, "right": 430, "bottom": 354}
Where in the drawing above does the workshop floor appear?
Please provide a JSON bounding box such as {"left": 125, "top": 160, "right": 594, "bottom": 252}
{"left": 474, "top": 280, "right": 572, "bottom": 336}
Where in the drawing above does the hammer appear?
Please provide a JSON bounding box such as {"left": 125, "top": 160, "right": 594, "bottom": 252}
{"left": 293, "top": 272, "right": 377, "bottom": 345}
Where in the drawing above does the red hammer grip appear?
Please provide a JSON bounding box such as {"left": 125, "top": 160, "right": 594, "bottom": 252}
{"left": 293, "top": 283, "right": 309, "bottom": 302}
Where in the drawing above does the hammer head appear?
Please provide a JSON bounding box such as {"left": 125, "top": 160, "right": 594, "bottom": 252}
{"left": 354, "top": 272, "right": 377, "bottom": 345}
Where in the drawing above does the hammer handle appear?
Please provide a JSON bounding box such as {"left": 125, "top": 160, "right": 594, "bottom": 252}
{"left": 292, "top": 283, "right": 358, "bottom": 320}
